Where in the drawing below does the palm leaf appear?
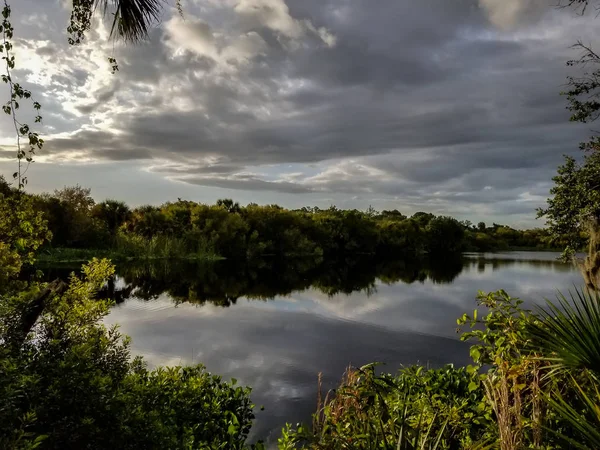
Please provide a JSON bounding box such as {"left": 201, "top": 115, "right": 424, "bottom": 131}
{"left": 528, "top": 287, "right": 600, "bottom": 376}
{"left": 95, "top": 0, "right": 165, "bottom": 42}
{"left": 545, "top": 375, "right": 600, "bottom": 449}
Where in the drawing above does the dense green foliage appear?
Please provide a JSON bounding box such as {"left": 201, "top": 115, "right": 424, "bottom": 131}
{"left": 2, "top": 180, "right": 555, "bottom": 261}
{"left": 279, "top": 363, "right": 492, "bottom": 450}
{"left": 0, "top": 191, "right": 263, "bottom": 449}
{"left": 537, "top": 152, "right": 600, "bottom": 257}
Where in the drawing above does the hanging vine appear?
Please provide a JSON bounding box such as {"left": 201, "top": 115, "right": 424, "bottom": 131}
{"left": 1, "top": 1, "right": 43, "bottom": 189}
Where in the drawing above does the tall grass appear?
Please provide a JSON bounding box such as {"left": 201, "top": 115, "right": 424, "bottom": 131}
{"left": 113, "top": 233, "right": 221, "bottom": 260}
{"left": 38, "top": 234, "right": 222, "bottom": 263}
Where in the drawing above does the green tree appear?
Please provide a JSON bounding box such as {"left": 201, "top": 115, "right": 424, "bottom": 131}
{"left": 537, "top": 0, "right": 600, "bottom": 288}
{"left": 91, "top": 199, "right": 132, "bottom": 236}
{"left": 411, "top": 211, "right": 435, "bottom": 227}
{"left": 53, "top": 185, "right": 95, "bottom": 213}
{"left": 425, "top": 216, "right": 465, "bottom": 255}
{"left": 379, "top": 209, "right": 407, "bottom": 221}
{"left": 537, "top": 152, "right": 600, "bottom": 288}
{"left": 0, "top": 187, "right": 50, "bottom": 280}
{"left": 0, "top": 2, "right": 265, "bottom": 448}
{"left": 216, "top": 198, "right": 241, "bottom": 213}
{"left": 52, "top": 185, "right": 108, "bottom": 248}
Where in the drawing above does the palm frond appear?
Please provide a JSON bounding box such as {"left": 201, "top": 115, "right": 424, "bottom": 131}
{"left": 545, "top": 375, "right": 600, "bottom": 449}
{"left": 95, "top": 0, "right": 165, "bottom": 42}
{"left": 528, "top": 287, "right": 600, "bottom": 376}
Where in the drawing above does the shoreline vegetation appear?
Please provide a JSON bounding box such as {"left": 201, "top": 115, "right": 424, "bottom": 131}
{"left": 8, "top": 181, "right": 565, "bottom": 265}
{"left": 36, "top": 246, "right": 564, "bottom": 264}
{"left": 35, "top": 245, "right": 225, "bottom": 264}
{"left": 278, "top": 289, "right": 600, "bottom": 449}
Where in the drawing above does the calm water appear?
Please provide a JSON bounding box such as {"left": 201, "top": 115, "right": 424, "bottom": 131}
{"left": 92, "top": 252, "right": 579, "bottom": 446}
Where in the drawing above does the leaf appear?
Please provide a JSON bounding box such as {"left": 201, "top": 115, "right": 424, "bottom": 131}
{"left": 470, "top": 347, "right": 481, "bottom": 363}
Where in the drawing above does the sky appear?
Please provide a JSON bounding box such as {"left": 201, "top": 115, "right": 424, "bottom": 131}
{"left": 0, "top": 0, "right": 599, "bottom": 227}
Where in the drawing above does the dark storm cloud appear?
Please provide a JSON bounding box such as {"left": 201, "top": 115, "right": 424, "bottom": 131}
{"left": 14, "top": 0, "right": 600, "bottom": 222}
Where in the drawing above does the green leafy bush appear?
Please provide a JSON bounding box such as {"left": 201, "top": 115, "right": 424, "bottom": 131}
{"left": 279, "top": 363, "right": 493, "bottom": 450}
{"left": 0, "top": 258, "right": 262, "bottom": 450}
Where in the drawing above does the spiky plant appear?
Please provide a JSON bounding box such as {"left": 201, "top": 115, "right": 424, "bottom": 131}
{"left": 528, "top": 288, "right": 600, "bottom": 376}
{"left": 69, "top": 0, "right": 166, "bottom": 44}
{"left": 528, "top": 288, "right": 600, "bottom": 448}
{"left": 546, "top": 375, "right": 600, "bottom": 450}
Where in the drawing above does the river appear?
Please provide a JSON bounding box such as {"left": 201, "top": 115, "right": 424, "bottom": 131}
{"left": 84, "top": 251, "right": 580, "bottom": 446}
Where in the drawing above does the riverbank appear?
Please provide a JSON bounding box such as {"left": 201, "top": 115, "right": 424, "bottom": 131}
{"left": 36, "top": 247, "right": 225, "bottom": 264}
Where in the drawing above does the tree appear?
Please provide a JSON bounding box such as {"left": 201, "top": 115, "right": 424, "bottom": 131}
{"left": 477, "top": 222, "right": 486, "bottom": 232}
{"left": 425, "top": 216, "right": 465, "bottom": 255}
{"left": 461, "top": 219, "right": 473, "bottom": 230}
{"left": 52, "top": 185, "right": 107, "bottom": 247}
{"left": 0, "top": 189, "right": 49, "bottom": 283}
{"left": 379, "top": 209, "right": 406, "bottom": 221}
{"left": 54, "top": 185, "right": 95, "bottom": 212}
{"left": 538, "top": 152, "right": 600, "bottom": 288}
{"left": 411, "top": 211, "right": 435, "bottom": 228}
{"left": 92, "top": 199, "right": 132, "bottom": 236}
{"left": 365, "top": 205, "right": 377, "bottom": 218}
{"left": 216, "top": 198, "right": 241, "bottom": 214}
{"left": 537, "top": 0, "right": 600, "bottom": 288}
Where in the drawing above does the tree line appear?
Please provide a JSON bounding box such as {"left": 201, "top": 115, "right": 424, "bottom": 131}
{"left": 0, "top": 179, "right": 558, "bottom": 262}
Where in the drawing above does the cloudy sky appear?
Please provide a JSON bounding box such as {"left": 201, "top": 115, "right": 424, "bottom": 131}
{"left": 0, "top": 0, "right": 598, "bottom": 226}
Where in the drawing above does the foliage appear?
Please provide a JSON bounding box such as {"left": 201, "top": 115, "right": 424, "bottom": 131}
{"left": 0, "top": 259, "right": 263, "bottom": 449}
{"left": 540, "top": 1, "right": 600, "bottom": 280}
{"left": 278, "top": 363, "right": 491, "bottom": 450}
{"left": 425, "top": 216, "right": 465, "bottom": 255}
{"left": 527, "top": 288, "right": 600, "bottom": 449}
{"left": 22, "top": 189, "right": 557, "bottom": 262}
{"left": 545, "top": 374, "right": 600, "bottom": 450}
{"left": 537, "top": 152, "right": 600, "bottom": 259}
{"left": 563, "top": 39, "right": 600, "bottom": 125}
{"left": 0, "top": 185, "right": 261, "bottom": 448}
{"left": 457, "top": 290, "right": 535, "bottom": 367}
{"left": 529, "top": 287, "right": 600, "bottom": 375}
{"left": 68, "top": 0, "right": 166, "bottom": 44}
{"left": 1, "top": 1, "right": 44, "bottom": 189}
{"left": 91, "top": 200, "right": 132, "bottom": 238}
{"left": 284, "top": 288, "right": 600, "bottom": 450}
{"left": 0, "top": 189, "right": 50, "bottom": 281}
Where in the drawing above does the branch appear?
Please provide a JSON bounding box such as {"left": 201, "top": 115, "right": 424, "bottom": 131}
{"left": 13, "top": 278, "right": 68, "bottom": 349}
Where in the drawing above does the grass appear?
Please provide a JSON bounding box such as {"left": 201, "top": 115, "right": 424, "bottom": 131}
{"left": 37, "top": 235, "right": 224, "bottom": 263}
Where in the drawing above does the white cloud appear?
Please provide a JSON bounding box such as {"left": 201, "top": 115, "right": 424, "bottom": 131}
{"left": 234, "top": 0, "right": 336, "bottom": 47}
{"left": 235, "top": 0, "right": 304, "bottom": 39}
{"left": 165, "top": 15, "right": 268, "bottom": 70}
{"left": 479, "top": 0, "right": 551, "bottom": 29}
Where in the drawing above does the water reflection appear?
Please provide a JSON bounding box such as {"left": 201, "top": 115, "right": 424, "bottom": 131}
{"left": 44, "top": 252, "right": 584, "bottom": 447}
{"left": 110, "top": 256, "right": 469, "bottom": 305}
